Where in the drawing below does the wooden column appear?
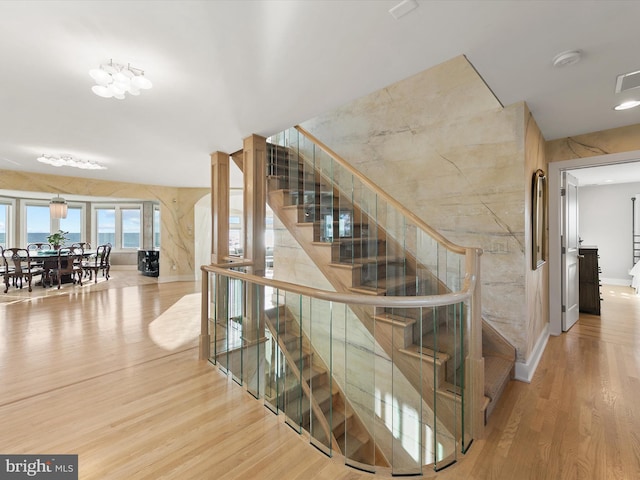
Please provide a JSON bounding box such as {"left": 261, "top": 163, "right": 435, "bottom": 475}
{"left": 242, "top": 135, "right": 266, "bottom": 276}
{"left": 210, "top": 151, "right": 229, "bottom": 264}
{"left": 242, "top": 135, "right": 266, "bottom": 349}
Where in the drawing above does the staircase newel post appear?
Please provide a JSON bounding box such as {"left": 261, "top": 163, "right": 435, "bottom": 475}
{"left": 466, "top": 247, "right": 485, "bottom": 440}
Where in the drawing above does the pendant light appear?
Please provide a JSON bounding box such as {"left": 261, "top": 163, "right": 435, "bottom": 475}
{"left": 50, "top": 195, "right": 68, "bottom": 219}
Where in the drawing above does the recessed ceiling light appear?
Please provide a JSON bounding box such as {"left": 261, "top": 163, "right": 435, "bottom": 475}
{"left": 552, "top": 50, "right": 582, "bottom": 68}
{"left": 614, "top": 100, "right": 640, "bottom": 111}
{"left": 389, "top": 0, "right": 418, "bottom": 20}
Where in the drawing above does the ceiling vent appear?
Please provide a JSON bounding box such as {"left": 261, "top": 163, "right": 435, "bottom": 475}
{"left": 389, "top": 0, "right": 418, "bottom": 20}
{"left": 615, "top": 70, "right": 640, "bottom": 93}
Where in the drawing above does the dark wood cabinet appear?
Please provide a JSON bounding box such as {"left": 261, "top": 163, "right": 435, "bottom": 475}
{"left": 579, "top": 246, "right": 601, "bottom": 315}
{"left": 138, "top": 250, "right": 159, "bottom": 277}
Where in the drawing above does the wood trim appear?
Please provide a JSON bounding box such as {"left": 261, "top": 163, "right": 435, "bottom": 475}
{"left": 202, "top": 263, "right": 475, "bottom": 308}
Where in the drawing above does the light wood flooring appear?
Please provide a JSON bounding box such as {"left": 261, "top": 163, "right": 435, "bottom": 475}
{"left": 1, "top": 277, "right": 640, "bottom": 479}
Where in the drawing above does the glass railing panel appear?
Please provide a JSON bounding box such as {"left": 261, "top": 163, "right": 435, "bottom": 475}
{"left": 300, "top": 131, "right": 318, "bottom": 226}
{"left": 263, "top": 288, "right": 280, "bottom": 414}
{"left": 344, "top": 303, "right": 376, "bottom": 473}
{"left": 314, "top": 148, "right": 335, "bottom": 243}
{"left": 391, "top": 306, "right": 422, "bottom": 475}
{"left": 214, "top": 274, "right": 230, "bottom": 373}
{"left": 228, "top": 276, "right": 245, "bottom": 386}
{"left": 352, "top": 186, "right": 380, "bottom": 289}
{"left": 245, "top": 282, "right": 264, "bottom": 399}
{"left": 432, "top": 303, "right": 459, "bottom": 471}
{"left": 307, "top": 296, "right": 333, "bottom": 455}
{"left": 460, "top": 300, "right": 472, "bottom": 454}
{"left": 282, "top": 290, "right": 303, "bottom": 433}
{"left": 285, "top": 128, "right": 303, "bottom": 210}
{"left": 210, "top": 272, "right": 224, "bottom": 365}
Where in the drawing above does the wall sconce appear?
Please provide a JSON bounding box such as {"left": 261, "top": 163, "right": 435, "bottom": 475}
{"left": 50, "top": 195, "right": 68, "bottom": 219}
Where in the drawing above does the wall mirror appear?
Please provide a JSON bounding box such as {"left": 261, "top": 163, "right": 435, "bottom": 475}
{"left": 532, "top": 169, "right": 546, "bottom": 269}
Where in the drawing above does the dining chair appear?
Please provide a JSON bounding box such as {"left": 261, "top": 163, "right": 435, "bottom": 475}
{"left": 0, "top": 246, "right": 8, "bottom": 277}
{"left": 2, "top": 248, "right": 45, "bottom": 293}
{"left": 82, "top": 243, "right": 111, "bottom": 283}
{"left": 48, "top": 246, "right": 84, "bottom": 289}
{"left": 27, "top": 242, "right": 53, "bottom": 270}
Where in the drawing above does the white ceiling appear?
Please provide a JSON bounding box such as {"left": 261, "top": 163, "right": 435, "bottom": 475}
{"left": 1, "top": 0, "right": 640, "bottom": 188}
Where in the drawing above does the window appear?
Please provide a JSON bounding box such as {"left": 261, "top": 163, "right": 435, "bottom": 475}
{"left": 121, "top": 208, "right": 141, "bottom": 249}
{"left": 95, "top": 208, "right": 116, "bottom": 246}
{"left": 153, "top": 205, "right": 160, "bottom": 249}
{"left": 93, "top": 204, "right": 142, "bottom": 250}
{"left": 0, "top": 201, "right": 11, "bottom": 248}
{"left": 59, "top": 207, "right": 83, "bottom": 244}
{"left": 25, "top": 204, "right": 51, "bottom": 244}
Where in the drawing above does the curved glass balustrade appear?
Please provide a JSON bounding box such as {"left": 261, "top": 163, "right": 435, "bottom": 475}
{"left": 201, "top": 263, "right": 478, "bottom": 475}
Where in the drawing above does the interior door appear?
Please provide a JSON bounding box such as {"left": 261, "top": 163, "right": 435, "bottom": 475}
{"left": 562, "top": 171, "right": 580, "bottom": 331}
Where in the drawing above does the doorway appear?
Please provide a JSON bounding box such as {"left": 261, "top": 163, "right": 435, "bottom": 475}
{"left": 549, "top": 149, "right": 640, "bottom": 335}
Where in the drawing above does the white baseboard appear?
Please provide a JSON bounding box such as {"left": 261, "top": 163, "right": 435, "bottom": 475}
{"left": 514, "top": 324, "right": 549, "bottom": 383}
{"left": 600, "top": 277, "right": 630, "bottom": 286}
{"left": 157, "top": 274, "right": 196, "bottom": 284}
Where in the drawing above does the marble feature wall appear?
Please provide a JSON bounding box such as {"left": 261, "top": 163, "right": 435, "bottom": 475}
{"left": 523, "top": 106, "right": 549, "bottom": 360}
{"left": 0, "top": 169, "right": 208, "bottom": 282}
{"left": 547, "top": 123, "right": 640, "bottom": 162}
{"left": 297, "top": 56, "right": 533, "bottom": 361}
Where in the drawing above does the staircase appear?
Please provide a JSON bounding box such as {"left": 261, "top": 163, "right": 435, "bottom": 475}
{"left": 265, "top": 137, "right": 514, "bottom": 428}
{"left": 205, "top": 128, "right": 507, "bottom": 474}
{"left": 264, "top": 305, "right": 390, "bottom": 468}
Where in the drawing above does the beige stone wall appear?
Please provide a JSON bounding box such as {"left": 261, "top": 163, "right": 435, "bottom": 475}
{"left": 547, "top": 123, "right": 640, "bottom": 162}
{"left": 298, "top": 56, "right": 531, "bottom": 361}
{"left": 0, "top": 168, "right": 209, "bottom": 282}
{"left": 523, "top": 105, "right": 549, "bottom": 360}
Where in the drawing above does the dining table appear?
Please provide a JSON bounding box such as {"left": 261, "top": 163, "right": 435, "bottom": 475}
{"left": 31, "top": 249, "right": 96, "bottom": 286}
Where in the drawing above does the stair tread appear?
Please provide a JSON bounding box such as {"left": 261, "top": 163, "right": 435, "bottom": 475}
{"left": 374, "top": 312, "right": 418, "bottom": 326}
{"left": 348, "top": 285, "right": 386, "bottom": 295}
{"left": 361, "top": 275, "right": 415, "bottom": 292}
{"left": 399, "top": 345, "right": 450, "bottom": 365}
{"left": 338, "top": 432, "right": 366, "bottom": 458}
{"left": 302, "top": 365, "right": 326, "bottom": 383}
{"left": 349, "top": 255, "right": 406, "bottom": 265}
{"left": 438, "top": 381, "right": 462, "bottom": 399}
{"left": 484, "top": 355, "right": 514, "bottom": 400}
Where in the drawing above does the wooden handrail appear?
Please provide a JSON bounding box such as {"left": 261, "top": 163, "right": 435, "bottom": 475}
{"left": 294, "top": 125, "right": 468, "bottom": 255}
{"left": 202, "top": 262, "right": 475, "bottom": 308}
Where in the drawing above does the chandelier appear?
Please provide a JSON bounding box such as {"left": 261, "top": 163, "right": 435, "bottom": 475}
{"left": 37, "top": 154, "right": 106, "bottom": 170}
{"left": 89, "top": 59, "right": 153, "bottom": 99}
{"left": 49, "top": 195, "right": 68, "bottom": 219}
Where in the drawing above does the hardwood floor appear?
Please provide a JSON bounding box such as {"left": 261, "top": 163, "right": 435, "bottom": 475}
{"left": 1, "top": 277, "right": 639, "bottom": 479}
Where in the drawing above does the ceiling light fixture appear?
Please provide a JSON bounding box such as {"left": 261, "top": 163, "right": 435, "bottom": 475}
{"left": 552, "top": 50, "right": 582, "bottom": 68}
{"left": 37, "top": 154, "right": 107, "bottom": 170}
{"left": 49, "top": 195, "right": 68, "bottom": 219}
{"left": 89, "top": 59, "right": 152, "bottom": 99}
{"left": 614, "top": 100, "right": 640, "bottom": 111}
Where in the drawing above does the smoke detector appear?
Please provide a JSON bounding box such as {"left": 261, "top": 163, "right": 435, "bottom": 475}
{"left": 552, "top": 50, "right": 582, "bottom": 68}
